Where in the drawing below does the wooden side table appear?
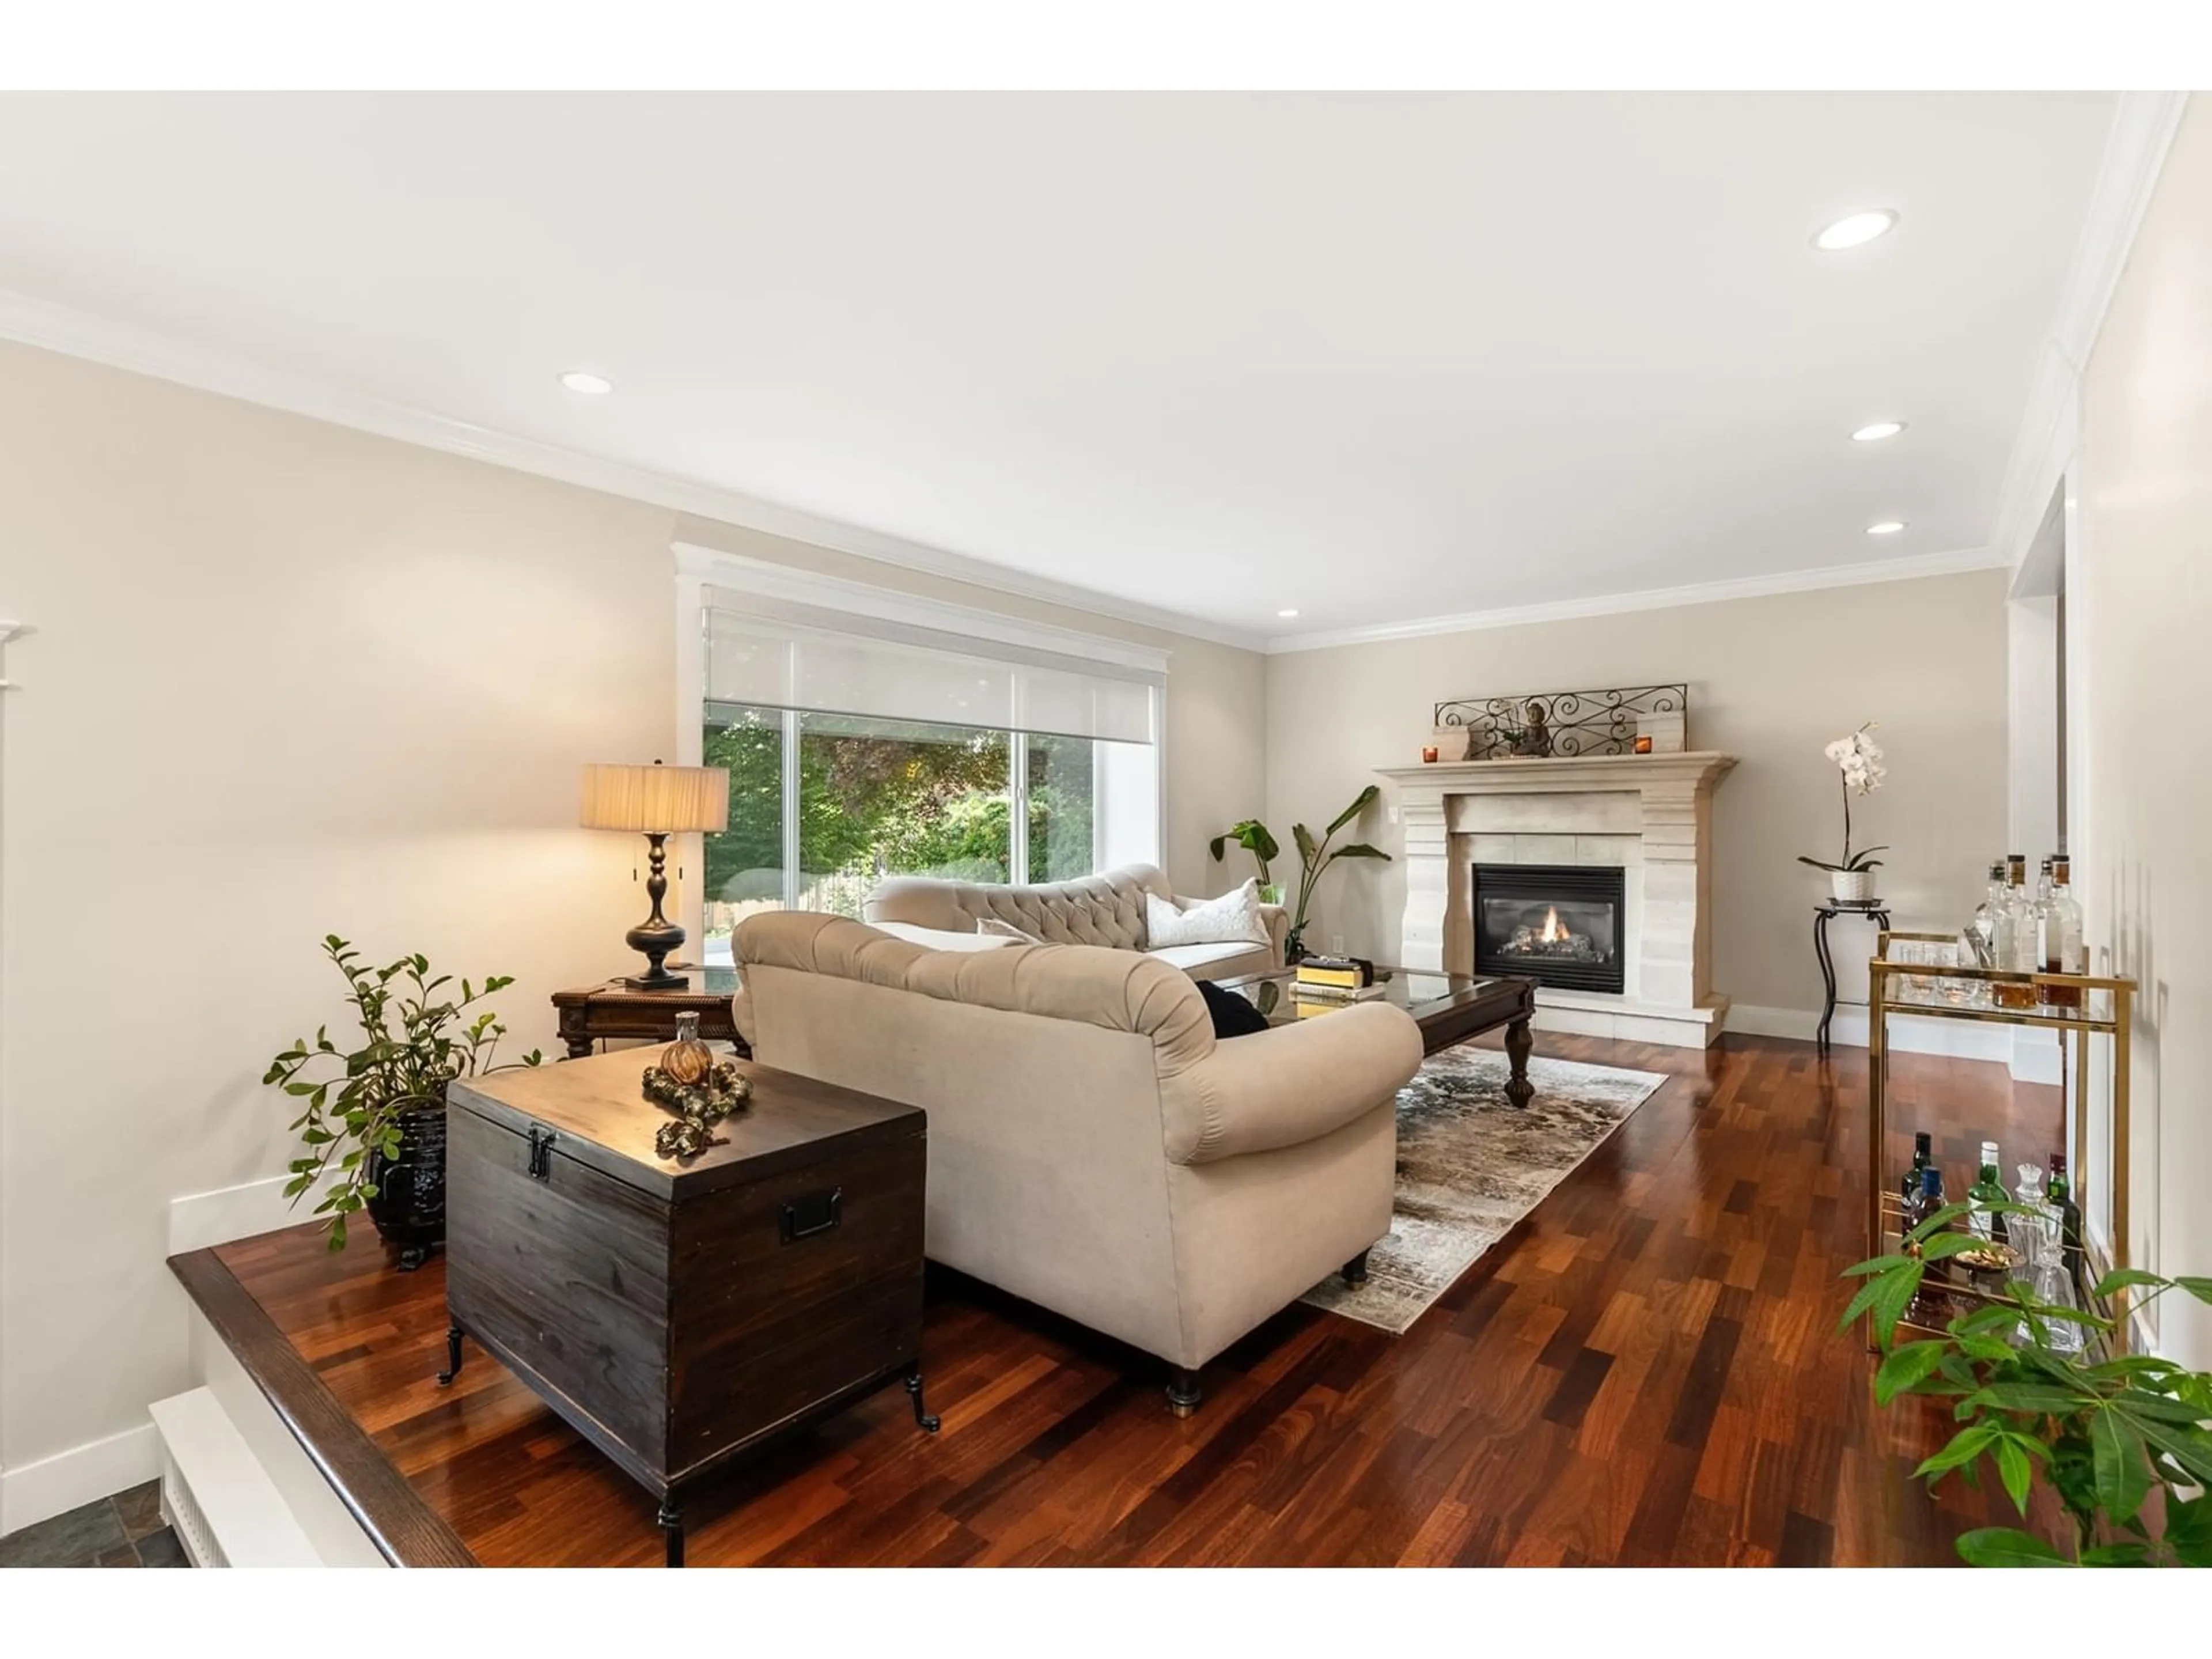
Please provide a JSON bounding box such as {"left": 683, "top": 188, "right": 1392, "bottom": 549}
{"left": 552, "top": 970, "right": 749, "bottom": 1060}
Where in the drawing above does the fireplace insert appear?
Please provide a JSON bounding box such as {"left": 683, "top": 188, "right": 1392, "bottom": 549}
{"left": 1472, "top": 863, "right": 1626, "bottom": 994}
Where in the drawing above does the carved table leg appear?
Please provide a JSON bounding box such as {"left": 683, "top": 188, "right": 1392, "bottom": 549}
{"left": 906, "top": 1369, "right": 941, "bottom": 1433}
{"left": 1503, "top": 1017, "right": 1535, "bottom": 1109}
{"left": 562, "top": 1032, "right": 595, "bottom": 1060}
{"left": 435, "top": 1322, "right": 464, "bottom": 1386}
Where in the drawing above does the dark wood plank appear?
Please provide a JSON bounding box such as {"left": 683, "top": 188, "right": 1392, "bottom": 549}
{"left": 166, "top": 1248, "right": 477, "bottom": 1567}
{"left": 197, "top": 1030, "right": 2069, "bottom": 1566}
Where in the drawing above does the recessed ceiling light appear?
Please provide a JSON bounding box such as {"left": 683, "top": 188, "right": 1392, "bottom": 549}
{"left": 1814, "top": 210, "right": 1899, "bottom": 251}
{"left": 1851, "top": 421, "right": 1907, "bottom": 442}
{"left": 1277, "top": 608, "right": 1300, "bottom": 619}
{"left": 1865, "top": 520, "right": 1907, "bottom": 536}
{"left": 559, "top": 370, "right": 614, "bottom": 395}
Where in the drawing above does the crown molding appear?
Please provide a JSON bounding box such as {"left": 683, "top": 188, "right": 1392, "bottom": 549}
{"left": 1266, "top": 544, "right": 2005, "bottom": 654}
{"left": 1986, "top": 90, "right": 2190, "bottom": 569}
{"left": 0, "top": 286, "right": 1270, "bottom": 655}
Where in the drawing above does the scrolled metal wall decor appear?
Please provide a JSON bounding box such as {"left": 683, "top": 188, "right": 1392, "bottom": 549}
{"left": 1434, "top": 684, "right": 1688, "bottom": 760}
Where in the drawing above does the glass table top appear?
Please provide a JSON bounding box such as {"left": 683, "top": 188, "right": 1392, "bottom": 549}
{"left": 1217, "top": 965, "right": 1508, "bottom": 1025}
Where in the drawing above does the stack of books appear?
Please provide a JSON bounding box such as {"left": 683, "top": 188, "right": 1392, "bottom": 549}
{"left": 1294, "top": 956, "right": 1385, "bottom": 1005}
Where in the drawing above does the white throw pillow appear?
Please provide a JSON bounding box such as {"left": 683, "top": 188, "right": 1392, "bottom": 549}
{"left": 976, "top": 916, "right": 1048, "bottom": 945}
{"left": 1145, "top": 880, "right": 1270, "bottom": 949}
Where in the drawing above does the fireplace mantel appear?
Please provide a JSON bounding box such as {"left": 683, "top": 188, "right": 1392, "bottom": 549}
{"left": 1376, "top": 751, "right": 1738, "bottom": 792}
{"left": 1377, "top": 750, "right": 1737, "bottom": 1047}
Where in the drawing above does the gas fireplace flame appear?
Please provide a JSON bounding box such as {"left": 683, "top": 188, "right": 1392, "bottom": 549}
{"left": 1539, "top": 906, "right": 1568, "bottom": 945}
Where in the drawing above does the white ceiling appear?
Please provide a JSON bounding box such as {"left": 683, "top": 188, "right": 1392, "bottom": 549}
{"left": 0, "top": 92, "right": 2118, "bottom": 646}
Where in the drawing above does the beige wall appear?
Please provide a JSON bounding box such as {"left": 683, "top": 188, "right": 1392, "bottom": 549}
{"left": 2078, "top": 97, "right": 2212, "bottom": 1369}
{"left": 0, "top": 340, "right": 1263, "bottom": 1492}
{"left": 1263, "top": 568, "right": 2012, "bottom": 1015}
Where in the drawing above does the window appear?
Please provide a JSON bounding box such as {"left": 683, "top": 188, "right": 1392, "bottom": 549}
{"left": 680, "top": 548, "right": 1164, "bottom": 964}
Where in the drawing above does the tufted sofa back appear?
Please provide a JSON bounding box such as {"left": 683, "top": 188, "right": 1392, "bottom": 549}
{"left": 862, "top": 863, "right": 1173, "bottom": 949}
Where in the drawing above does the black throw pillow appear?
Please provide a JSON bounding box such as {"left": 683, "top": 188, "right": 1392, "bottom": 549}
{"left": 1195, "top": 978, "right": 1271, "bottom": 1040}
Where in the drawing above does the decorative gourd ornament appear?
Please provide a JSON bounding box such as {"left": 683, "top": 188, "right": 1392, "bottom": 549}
{"left": 660, "top": 1012, "right": 713, "bottom": 1084}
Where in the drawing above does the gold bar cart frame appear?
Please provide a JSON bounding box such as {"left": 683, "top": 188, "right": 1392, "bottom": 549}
{"left": 1865, "top": 930, "right": 2135, "bottom": 1350}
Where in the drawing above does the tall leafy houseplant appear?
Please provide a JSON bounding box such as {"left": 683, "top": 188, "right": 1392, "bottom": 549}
{"left": 1214, "top": 789, "right": 1392, "bottom": 961}
{"left": 266, "top": 937, "right": 541, "bottom": 1251}
{"left": 1844, "top": 1200, "right": 2212, "bottom": 1566}
{"left": 1207, "top": 819, "right": 1282, "bottom": 904}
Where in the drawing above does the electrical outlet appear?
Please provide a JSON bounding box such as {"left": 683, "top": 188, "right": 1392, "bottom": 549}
{"left": 1387, "top": 803, "right": 1399, "bottom": 824}
{"left": 1330, "top": 934, "right": 1346, "bottom": 955}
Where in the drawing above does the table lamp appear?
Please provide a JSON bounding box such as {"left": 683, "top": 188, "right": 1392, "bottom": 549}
{"left": 581, "top": 760, "right": 730, "bottom": 990}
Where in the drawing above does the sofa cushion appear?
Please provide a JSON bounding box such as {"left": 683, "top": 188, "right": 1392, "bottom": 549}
{"left": 868, "top": 920, "right": 1018, "bottom": 952}
{"left": 1143, "top": 940, "right": 1274, "bottom": 974}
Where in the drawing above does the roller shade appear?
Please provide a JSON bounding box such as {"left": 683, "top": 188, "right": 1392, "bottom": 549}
{"left": 703, "top": 586, "right": 1160, "bottom": 744}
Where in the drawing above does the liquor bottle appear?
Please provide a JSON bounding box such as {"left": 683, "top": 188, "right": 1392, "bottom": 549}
{"left": 1968, "top": 1141, "right": 2007, "bottom": 1241}
{"left": 1903, "top": 1164, "right": 1945, "bottom": 1240}
{"left": 2040, "top": 856, "right": 2085, "bottom": 1010}
{"left": 1965, "top": 860, "right": 2006, "bottom": 967}
{"left": 1899, "top": 1130, "right": 1934, "bottom": 1205}
{"left": 1993, "top": 855, "right": 2039, "bottom": 1010}
{"left": 2046, "top": 1152, "right": 2084, "bottom": 1268}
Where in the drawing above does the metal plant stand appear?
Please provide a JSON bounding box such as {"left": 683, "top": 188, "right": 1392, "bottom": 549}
{"left": 1813, "top": 899, "right": 1892, "bottom": 1054}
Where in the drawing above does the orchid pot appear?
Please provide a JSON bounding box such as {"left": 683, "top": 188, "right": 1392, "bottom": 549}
{"left": 1830, "top": 868, "right": 1877, "bottom": 904}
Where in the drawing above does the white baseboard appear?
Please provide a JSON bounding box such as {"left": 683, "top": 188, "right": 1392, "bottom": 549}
{"left": 169, "top": 1169, "right": 328, "bottom": 1257}
{"left": 0, "top": 1419, "right": 158, "bottom": 1537}
{"left": 1729, "top": 1004, "right": 2016, "bottom": 1062}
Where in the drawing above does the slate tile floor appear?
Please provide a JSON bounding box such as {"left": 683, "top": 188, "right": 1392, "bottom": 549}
{"left": 0, "top": 1482, "right": 187, "bottom": 1568}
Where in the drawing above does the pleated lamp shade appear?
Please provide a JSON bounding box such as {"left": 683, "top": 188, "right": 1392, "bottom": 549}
{"left": 579, "top": 762, "right": 730, "bottom": 833}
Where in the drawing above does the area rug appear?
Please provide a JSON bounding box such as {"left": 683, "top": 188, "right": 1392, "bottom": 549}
{"left": 1300, "top": 1046, "right": 1666, "bottom": 1334}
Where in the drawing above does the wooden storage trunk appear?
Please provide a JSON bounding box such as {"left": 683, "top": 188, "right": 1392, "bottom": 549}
{"left": 442, "top": 1048, "right": 928, "bottom": 1565}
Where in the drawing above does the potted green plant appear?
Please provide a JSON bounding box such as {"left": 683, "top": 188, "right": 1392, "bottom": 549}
{"left": 1843, "top": 1200, "right": 2212, "bottom": 1566}
{"left": 1211, "top": 788, "right": 1392, "bottom": 961}
{"left": 1798, "top": 721, "right": 1888, "bottom": 902}
{"left": 1207, "top": 819, "right": 1283, "bottom": 904}
{"left": 265, "top": 936, "right": 540, "bottom": 1266}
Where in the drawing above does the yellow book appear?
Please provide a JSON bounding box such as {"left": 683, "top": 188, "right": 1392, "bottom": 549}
{"left": 1297, "top": 965, "right": 1364, "bottom": 989}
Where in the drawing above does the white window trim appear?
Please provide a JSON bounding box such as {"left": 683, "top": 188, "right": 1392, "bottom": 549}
{"left": 673, "top": 543, "right": 1169, "bottom": 946}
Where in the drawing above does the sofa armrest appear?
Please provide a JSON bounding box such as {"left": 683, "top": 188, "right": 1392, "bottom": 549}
{"left": 1164, "top": 1003, "right": 1422, "bottom": 1165}
{"left": 1255, "top": 903, "right": 1289, "bottom": 967}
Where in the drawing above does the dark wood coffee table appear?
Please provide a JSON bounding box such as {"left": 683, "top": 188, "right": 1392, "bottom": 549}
{"left": 1216, "top": 965, "right": 1540, "bottom": 1107}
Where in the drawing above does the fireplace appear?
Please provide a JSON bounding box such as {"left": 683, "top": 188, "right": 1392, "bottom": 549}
{"left": 1472, "top": 863, "right": 1627, "bottom": 994}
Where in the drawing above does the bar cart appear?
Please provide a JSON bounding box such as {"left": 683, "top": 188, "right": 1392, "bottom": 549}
{"left": 1865, "top": 930, "right": 2137, "bottom": 1351}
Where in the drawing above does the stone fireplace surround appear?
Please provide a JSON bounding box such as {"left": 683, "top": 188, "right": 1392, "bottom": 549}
{"left": 1375, "top": 752, "right": 1738, "bottom": 1048}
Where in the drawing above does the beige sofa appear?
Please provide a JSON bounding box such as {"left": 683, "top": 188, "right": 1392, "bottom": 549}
{"left": 862, "top": 863, "right": 1286, "bottom": 980}
{"left": 732, "top": 912, "right": 1422, "bottom": 1412}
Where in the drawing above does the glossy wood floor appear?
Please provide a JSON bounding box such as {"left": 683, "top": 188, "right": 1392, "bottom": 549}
{"left": 207, "top": 1031, "right": 2061, "bottom": 1566}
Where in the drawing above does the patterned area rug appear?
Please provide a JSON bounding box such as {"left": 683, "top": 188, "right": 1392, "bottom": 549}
{"left": 1301, "top": 1045, "right": 1666, "bottom": 1334}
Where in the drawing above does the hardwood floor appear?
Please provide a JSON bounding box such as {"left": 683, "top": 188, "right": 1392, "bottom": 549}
{"left": 191, "top": 1031, "right": 2061, "bottom": 1566}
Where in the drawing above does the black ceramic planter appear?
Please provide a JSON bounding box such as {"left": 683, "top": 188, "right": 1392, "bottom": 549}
{"left": 365, "top": 1100, "right": 448, "bottom": 1271}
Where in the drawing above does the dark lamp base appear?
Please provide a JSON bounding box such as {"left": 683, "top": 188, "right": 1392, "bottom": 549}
{"left": 626, "top": 967, "right": 691, "bottom": 992}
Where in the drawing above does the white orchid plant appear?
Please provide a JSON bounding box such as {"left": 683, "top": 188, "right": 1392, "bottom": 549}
{"left": 1798, "top": 721, "right": 1888, "bottom": 874}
